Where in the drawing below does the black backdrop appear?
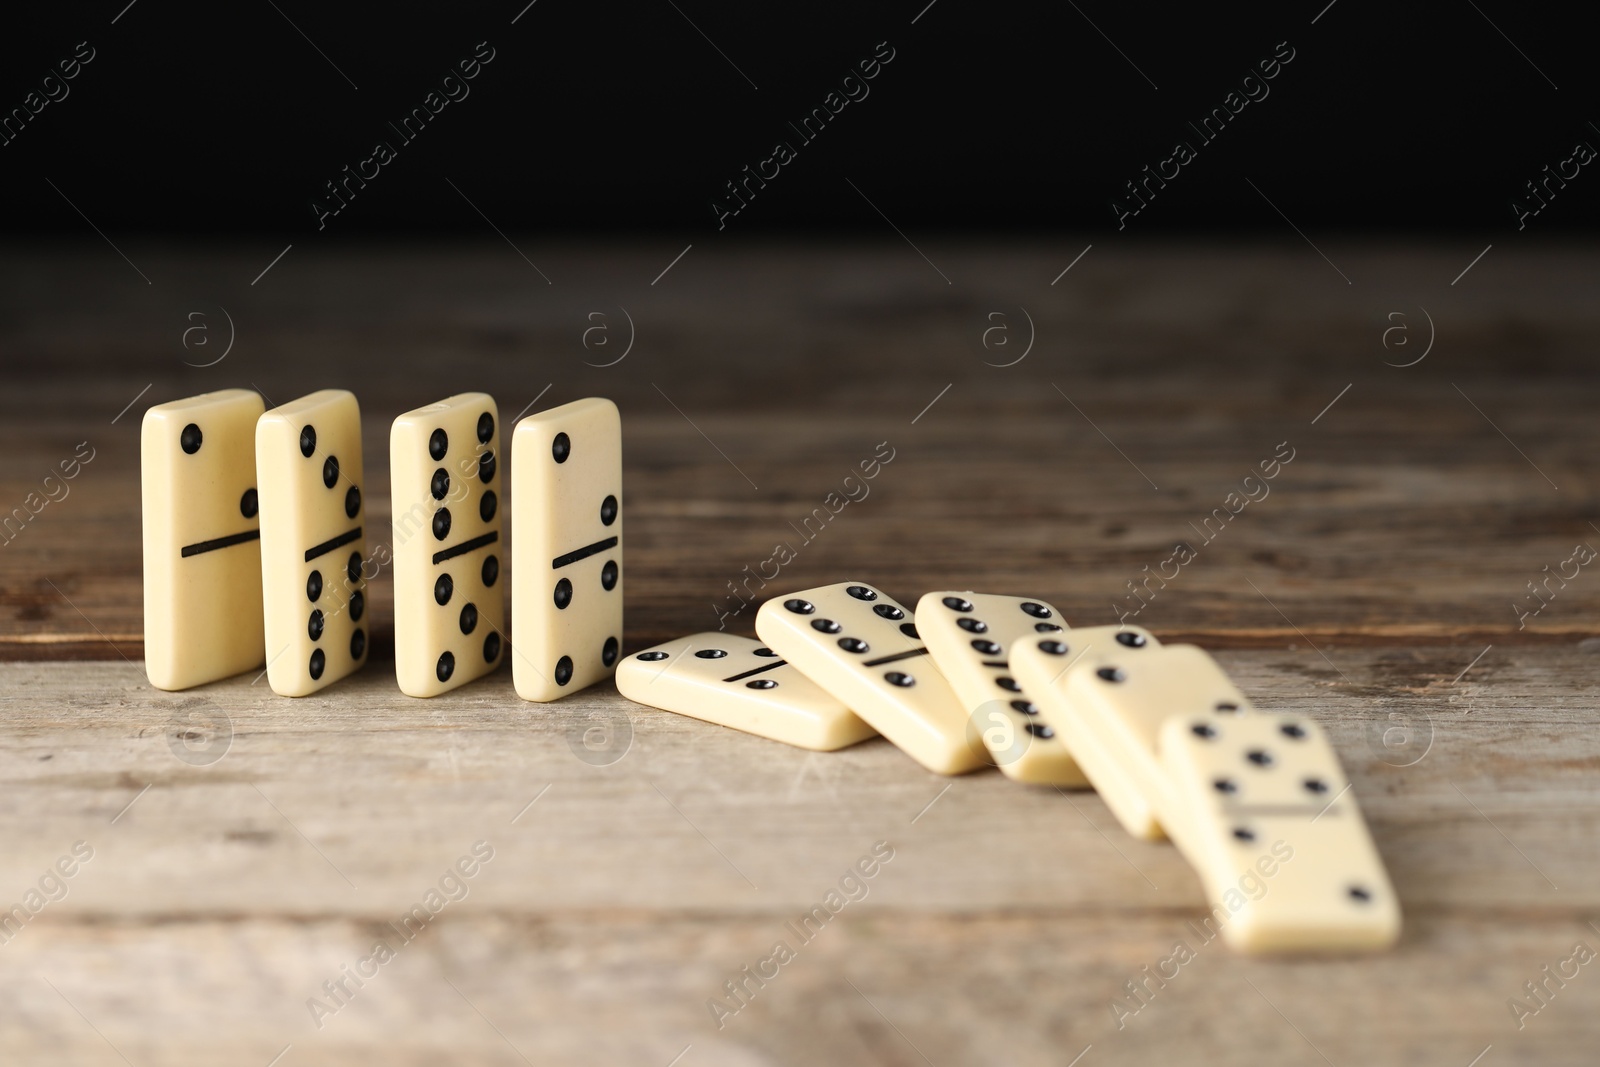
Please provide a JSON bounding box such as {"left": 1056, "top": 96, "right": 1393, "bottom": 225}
{"left": 2, "top": 1, "right": 1594, "bottom": 236}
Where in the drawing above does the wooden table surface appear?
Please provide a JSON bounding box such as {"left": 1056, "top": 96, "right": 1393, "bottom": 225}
{"left": 1, "top": 241, "right": 1597, "bottom": 1065}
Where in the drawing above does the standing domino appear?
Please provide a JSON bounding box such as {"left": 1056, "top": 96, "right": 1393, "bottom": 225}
{"left": 616, "top": 633, "right": 877, "bottom": 750}
{"left": 1007, "top": 626, "right": 1172, "bottom": 838}
{"left": 1156, "top": 710, "right": 1401, "bottom": 952}
{"left": 512, "top": 397, "right": 623, "bottom": 701}
{"left": 755, "top": 582, "right": 986, "bottom": 775}
{"left": 256, "top": 389, "right": 369, "bottom": 697}
{"left": 916, "top": 591, "right": 1086, "bottom": 786}
{"left": 391, "top": 393, "right": 505, "bottom": 697}
{"left": 141, "top": 388, "right": 266, "bottom": 690}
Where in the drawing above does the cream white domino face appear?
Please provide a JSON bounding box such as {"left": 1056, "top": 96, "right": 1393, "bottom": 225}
{"left": 390, "top": 393, "right": 505, "bottom": 697}
{"left": 1008, "top": 627, "right": 1183, "bottom": 840}
{"left": 1157, "top": 710, "right": 1401, "bottom": 953}
{"left": 141, "top": 389, "right": 266, "bottom": 690}
{"left": 916, "top": 591, "right": 1088, "bottom": 787}
{"left": 512, "top": 398, "right": 623, "bottom": 701}
{"left": 256, "top": 389, "right": 369, "bottom": 697}
{"left": 615, "top": 633, "right": 878, "bottom": 751}
{"left": 755, "top": 582, "right": 986, "bottom": 775}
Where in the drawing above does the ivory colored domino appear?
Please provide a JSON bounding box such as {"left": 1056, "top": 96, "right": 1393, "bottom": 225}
{"left": 1008, "top": 626, "right": 1182, "bottom": 839}
{"left": 1011, "top": 638, "right": 1397, "bottom": 954}
{"left": 141, "top": 388, "right": 266, "bottom": 690}
{"left": 916, "top": 591, "right": 1088, "bottom": 786}
{"left": 1156, "top": 710, "right": 1401, "bottom": 952}
{"left": 755, "top": 582, "right": 986, "bottom": 775}
{"left": 390, "top": 393, "right": 505, "bottom": 697}
{"left": 256, "top": 389, "right": 369, "bottom": 697}
{"left": 512, "top": 397, "right": 623, "bottom": 701}
{"left": 616, "top": 633, "right": 878, "bottom": 750}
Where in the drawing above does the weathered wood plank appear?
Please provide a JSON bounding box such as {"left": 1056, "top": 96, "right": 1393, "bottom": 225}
{"left": 1, "top": 646, "right": 1597, "bottom": 1064}
{"left": 2, "top": 647, "right": 1595, "bottom": 914}
{"left": 3, "top": 912, "right": 1596, "bottom": 1067}
{"left": 3, "top": 243, "right": 1599, "bottom": 1065}
{"left": 3, "top": 244, "right": 1600, "bottom": 657}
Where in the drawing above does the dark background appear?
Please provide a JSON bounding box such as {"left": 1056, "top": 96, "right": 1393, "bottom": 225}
{"left": 2, "top": 0, "right": 1592, "bottom": 237}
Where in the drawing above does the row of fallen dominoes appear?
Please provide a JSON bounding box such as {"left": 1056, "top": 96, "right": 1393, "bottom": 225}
{"left": 144, "top": 387, "right": 1398, "bottom": 955}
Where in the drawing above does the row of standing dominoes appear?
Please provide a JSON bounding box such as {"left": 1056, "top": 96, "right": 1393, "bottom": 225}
{"left": 617, "top": 582, "right": 1401, "bottom": 955}
{"left": 142, "top": 388, "right": 620, "bottom": 701}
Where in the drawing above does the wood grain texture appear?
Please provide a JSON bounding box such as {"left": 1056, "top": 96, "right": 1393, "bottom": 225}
{"left": 2, "top": 243, "right": 1599, "bottom": 1065}
{"left": 2, "top": 243, "right": 1599, "bottom": 657}
{"left": 1, "top": 644, "right": 1599, "bottom": 1066}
